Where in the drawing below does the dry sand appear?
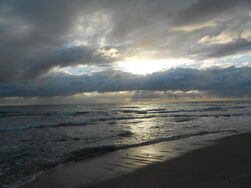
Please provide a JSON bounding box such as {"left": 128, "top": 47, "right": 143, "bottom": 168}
{"left": 22, "top": 132, "right": 251, "bottom": 188}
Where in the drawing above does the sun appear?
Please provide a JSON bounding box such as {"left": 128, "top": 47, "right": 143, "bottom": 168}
{"left": 115, "top": 57, "right": 191, "bottom": 75}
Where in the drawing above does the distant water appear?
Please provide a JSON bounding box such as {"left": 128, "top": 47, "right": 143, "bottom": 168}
{"left": 1, "top": 101, "right": 251, "bottom": 187}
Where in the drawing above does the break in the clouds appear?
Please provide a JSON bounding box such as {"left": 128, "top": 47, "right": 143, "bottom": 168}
{"left": 0, "top": 0, "right": 251, "bottom": 102}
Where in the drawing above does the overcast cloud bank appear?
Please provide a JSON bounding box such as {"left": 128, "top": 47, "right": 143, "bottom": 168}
{"left": 0, "top": 67, "right": 250, "bottom": 99}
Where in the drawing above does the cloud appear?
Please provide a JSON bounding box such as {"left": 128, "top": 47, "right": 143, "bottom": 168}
{"left": 1, "top": 0, "right": 251, "bottom": 85}
{"left": 0, "top": 45, "right": 115, "bottom": 82}
{"left": 195, "top": 39, "right": 251, "bottom": 58}
{"left": 197, "top": 31, "right": 239, "bottom": 44}
{"left": 0, "top": 67, "right": 250, "bottom": 100}
{"left": 241, "top": 29, "right": 251, "bottom": 41}
{"left": 96, "top": 48, "right": 120, "bottom": 58}
{"left": 173, "top": 0, "right": 249, "bottom": 27}
{"left": 130, "top": 90, "right": 205, "bottom": 102}
{"left": 172, "top": 20, "right": 217, "bottom": 32}
{"left": 0, "top": 0, "right": 116, "bottom": 82}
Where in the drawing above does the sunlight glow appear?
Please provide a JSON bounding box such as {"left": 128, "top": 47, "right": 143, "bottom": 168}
{"left": 115, "top": 57, "right": 192, "bottom": 75}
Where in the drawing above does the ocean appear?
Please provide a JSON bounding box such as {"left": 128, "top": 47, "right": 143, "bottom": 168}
{"left": 0, "top": 101, "right": 251, "bottom": 187}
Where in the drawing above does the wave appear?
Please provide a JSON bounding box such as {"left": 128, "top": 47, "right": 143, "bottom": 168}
{"left": 72, "top": 111, "right": 89, "bottom": 116}
{"left": 225, "top": 105, "right": 251, "bottom": 110}
{"left": 0, "top": 114, "right": 157, "bottom": 132}
{"left": 0, "top": 111, "right": 15, "bottom": 115}
{"left": 120, "top": 106, "right": 140, "bottom": 109}
{"left": 0, "top": 111, "right": 20, "bottom": 117}
{"left": 0, "top": 112, "right": 56, "bottom": 118}
{"left": 0, "top": 111, "right": 92, "bottom": 118}
{"left": 96, "top": 115, "right": 156, "bottom": 122}
{"left": 1, "top": 111, "right": 250, "bottom": 132}
{"left": 65, "top": 129, "right": 238, "bottom": 162}
{"left": 1, "top": 104, "right": 249, "bottom": 118}
{"left": 153, "top": 113, "right": 251, "bottom": 120}
{"left": 147, "top": 108, "right": 167, "bottom": 112}
{"left": 119, "top": 110, "right": 148, "bottom": 114}
{"left": 117, "top": 107, "right": 229, "bottom": 115}
{"left": 0, "top": 121, "right": 91, "bottom": 132}
{"left": 148, "top": 107, "right": 227, "bottom": 114}
{"left": 116, "top": 131, "right": 134, "bottom": 137}
{"left": 172, "top": 117, "right": 196, "bottom": 122}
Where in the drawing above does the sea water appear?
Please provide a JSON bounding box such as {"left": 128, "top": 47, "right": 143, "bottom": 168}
{"left": 0, "top": 101, "right": 251, "bottom": 187}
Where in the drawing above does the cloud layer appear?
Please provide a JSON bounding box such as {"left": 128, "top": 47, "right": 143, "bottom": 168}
{"left": 1, "top": 0, "right": 251, "bottom": 82}
{"left": 0, "top": 67, "right": 250, "bottom": 99}
{"left": 1, "top": 0, "right": 251, "bottom": 103}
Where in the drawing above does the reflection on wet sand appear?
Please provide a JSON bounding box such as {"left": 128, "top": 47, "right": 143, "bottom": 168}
{"left": 22, "top": 132, "right": 225, "bottom": 188}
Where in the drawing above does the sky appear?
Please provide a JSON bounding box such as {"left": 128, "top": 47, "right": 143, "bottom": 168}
{"left": 0, "top": 0, "right": 251, "bottom": 105}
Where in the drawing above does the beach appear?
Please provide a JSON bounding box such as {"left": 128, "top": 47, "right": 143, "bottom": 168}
{"left": 22, "top": 132, "right": 251, "bottom": 188}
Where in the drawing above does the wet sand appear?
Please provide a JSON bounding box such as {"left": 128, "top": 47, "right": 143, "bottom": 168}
{"left": 22, "top": 132, "right": 251, "bottom": 188}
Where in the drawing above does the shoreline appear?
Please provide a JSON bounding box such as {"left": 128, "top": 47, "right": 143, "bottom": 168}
{"left": 86, "top": 132, "right": 251, "bottom": 188}
{"left": 20, "top": 131, "right": 250, "bottom": 188}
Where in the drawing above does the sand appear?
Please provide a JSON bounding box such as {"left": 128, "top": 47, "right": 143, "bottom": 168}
{"left": 22, "top": 132, "right": 251, "bottom": 188}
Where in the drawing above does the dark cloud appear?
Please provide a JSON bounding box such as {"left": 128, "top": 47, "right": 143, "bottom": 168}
{"left": 0, "top": 0, "right": 115, "bottom": 82}
{"left": 195, "top": 39, "right": 251, "bottom": 58}
{"left": 0, "top": 45, "right": 115, "bottom": 82}
{"left": 0, "top": 67, "right": 250, "bottom": 98}
{"left": 1, "top": 0, "right": 251, "bottom": 91}
{"left": 174, "top": 0, "right": 250, "bottom": 26}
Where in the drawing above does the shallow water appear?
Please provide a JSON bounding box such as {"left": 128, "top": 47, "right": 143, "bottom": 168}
{"left": 1, "top": 101, "right": 251, "bottom": 187}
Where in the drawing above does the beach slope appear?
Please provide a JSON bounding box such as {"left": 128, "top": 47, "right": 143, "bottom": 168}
{"left": 85, "top": 132, "right": 251, "bottom": 188}
{"left": 22, "top": 132, "right": 251, "bottom": 188}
